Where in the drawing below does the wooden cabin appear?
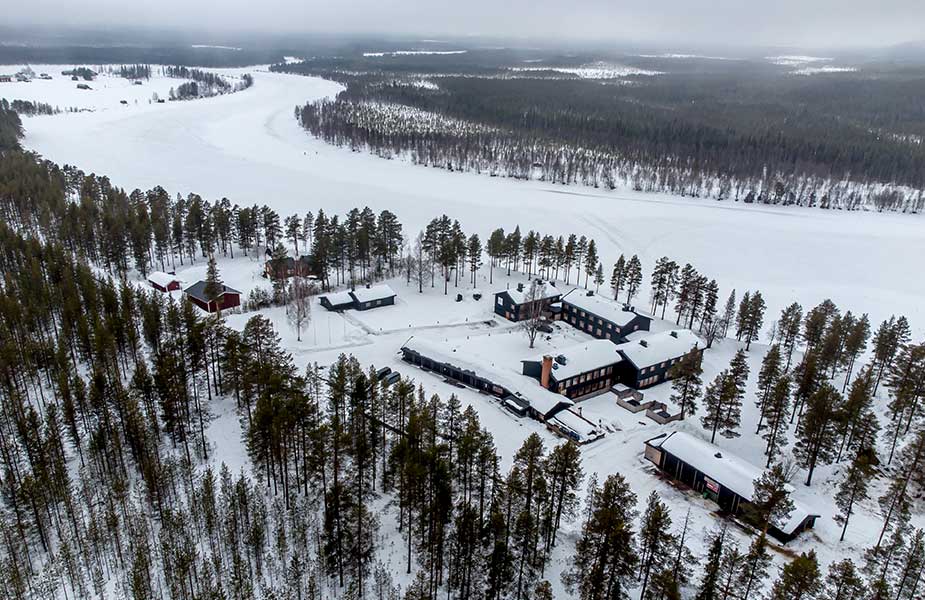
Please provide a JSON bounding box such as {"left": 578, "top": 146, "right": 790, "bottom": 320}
{"left": 183, "top": 281, "right": 241, "bottom": 313}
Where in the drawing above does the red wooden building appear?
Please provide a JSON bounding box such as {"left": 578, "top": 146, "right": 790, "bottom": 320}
{"left": 147, "top": 271, "right": 182, "bottom": 293}
{"left": 183, "top": 280, "right": 242, "bottom": 313}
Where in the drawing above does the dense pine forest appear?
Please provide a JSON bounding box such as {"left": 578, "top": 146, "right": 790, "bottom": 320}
{"left": 2, "top": 98, "right": 925, "bottom": 600}
{"left": 277, "top": 53, "right": 925, "bottom": 212}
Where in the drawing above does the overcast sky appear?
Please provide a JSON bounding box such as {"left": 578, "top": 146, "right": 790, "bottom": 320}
{"left": 8, "top": 0, "right": 925, "bottom": 48}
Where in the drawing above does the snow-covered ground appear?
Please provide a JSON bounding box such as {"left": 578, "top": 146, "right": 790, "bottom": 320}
{"left": 15, "top": 66, "right": 924, "bottom": 341}
{"left": 0, "top": 63, "right": 251, "bottom": 113}
{"left": 509, "top": 62, "right": 662, "bottom": 78}
{"left": 161, "top": 255, "right": 922, "bottom": 591}
{"left": 14, "top": 64, "right": 925, "bottom": 593}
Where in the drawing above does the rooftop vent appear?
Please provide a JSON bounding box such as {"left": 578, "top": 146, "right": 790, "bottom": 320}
{"left": 670, "top": 331, "right": 678, "bottom": 338}
{"left": 555, "top": 354, "right": 568, "bottom": 365}
{"left": 714, "top": 452, "right": 723, "bottom": 459}
{"left": 586, "top": 290, "right": 594, "bottom": 297}
{"left": 639, "top": 340, "right": 648, "bottom": 348}
{"left": 517, "top": 283, "right": 524, "bottom": 292}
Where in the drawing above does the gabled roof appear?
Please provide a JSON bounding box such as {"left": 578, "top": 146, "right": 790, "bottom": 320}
{"left": 524, "top": 339, "right": 624, "bottom": 380}
{"left": 561, "top": 289, "right": 646, "bottom": 328}
{"left": 351, "top": 284, "right": 397, "bottom": 303}
{"left": 320, "top": 289, "right": 355, "bottom": 306}
{"left": 616, "top": 329, "right": 701, "bottom": 369}
{"left": 647, "top": 432, "right": 819, "bottom": 535}
{"left": 496, "top": 284, "right": 562, "bottom": 306}
{"left": 550, "top": 409, "right": 604, "bottom": 442}
{"left": 148, "top": 271, "right": 181, "bottom": 288}
{"left": 183, "top": 280, "right": 241, "bottom": 303}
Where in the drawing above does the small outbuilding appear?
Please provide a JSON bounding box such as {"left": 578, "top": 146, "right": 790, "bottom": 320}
{"left": 147, "top": 271, "right": 182, "bottom": 293}
{"left": 183, "top": 281, "right": 242, "bottom": 313}
{"left": 319, "top": 284, "right": 397, "bottom": 311}
{"left": 351, "top": 284, "right": 397, "bottom": 311}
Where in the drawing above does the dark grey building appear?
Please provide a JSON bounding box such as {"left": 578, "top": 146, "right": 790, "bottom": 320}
{"left": 494, "top": 282, "right": 562, "bottom": 322}
{"left": 615, "top": 329, "right": 703, "bottom": 389}
{"left": 560, "top": 290, "right": 651, "bottom": 343}
{"left": 645, "top": 432, "right": 820, "bottom": 544}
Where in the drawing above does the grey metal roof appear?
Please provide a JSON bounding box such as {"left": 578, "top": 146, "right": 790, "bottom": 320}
{"left": 183, "top": 280, "right": 242, "bottom": 303}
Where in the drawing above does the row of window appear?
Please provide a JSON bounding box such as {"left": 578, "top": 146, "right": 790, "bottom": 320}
{"left": 561, "top": 377, "right": 611, "bottom": 398}
{"left": 556, "top": 365, "right": 615, "bottom": 391}
{"left": 638, "top": 354, "right": 684, "bottom": 375}
{"left": 639, "top": 374, "right": 662, "bottom": 387}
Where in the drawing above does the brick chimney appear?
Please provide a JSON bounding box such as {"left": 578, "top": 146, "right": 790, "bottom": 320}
{"left": 541, "top": 355, "right": 553, "bottom": 389}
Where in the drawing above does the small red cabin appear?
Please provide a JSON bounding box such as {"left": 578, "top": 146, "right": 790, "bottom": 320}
{"left": 148, "top": 271, "right": 182, "bottom": 293}
{"left": 183, "top": 281, "right": 242, "bottom": 313}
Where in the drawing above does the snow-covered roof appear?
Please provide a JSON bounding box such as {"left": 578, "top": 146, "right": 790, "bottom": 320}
{"left": 561, "top": 290, "right": 645, "bottom": 327}
{"left": 148, "top": 271, "right": 181, "bottom": 287}
{"left": 498, "top": 284, "right": 561, "bottom": 305}
{"left": 402, "top": 336, "right": 574, "bottom": 417}
{"left": 526, "top": 339, "right": 624, "bottom": 380}
{"left": 321, "top": 290, "right": 355, "bottom": 306}
{"left": 550, "top": 409, "right": 604, "bottom": 442}
{"left": 648, "top": 432, "right": 819, "bottom": 535}
{"left": 184, "top": 280, "right": 241, "bottom": 302}
{"left": 616, "top": 329, "right": 701, "bottom": 369}
{"left": 351, "top": 284, "right": 397, "bottom": 303}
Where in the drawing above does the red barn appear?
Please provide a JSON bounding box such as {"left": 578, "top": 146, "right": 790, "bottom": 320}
{"left": 147, "top": 271, "right": 182, "bottom": 293}
{"left": 183, "top": 281, "right": 242, "bottom": 313}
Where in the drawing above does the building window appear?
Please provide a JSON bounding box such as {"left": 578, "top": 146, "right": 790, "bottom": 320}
{"left": 497, "top": 297, "right": 503, "bottom": 306}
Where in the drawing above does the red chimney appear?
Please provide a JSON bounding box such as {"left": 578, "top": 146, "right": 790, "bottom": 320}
{"left": 541, "top": 355, "right": 553, "bottom": 388}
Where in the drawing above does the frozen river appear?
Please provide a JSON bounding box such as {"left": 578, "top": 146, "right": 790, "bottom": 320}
{"left": 17, "top": 66, "right": 925, "bottom": 336}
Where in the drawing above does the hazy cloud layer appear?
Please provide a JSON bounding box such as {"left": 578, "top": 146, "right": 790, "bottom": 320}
{"left": 8, "top": 0, "right": 925, "bottom": 47}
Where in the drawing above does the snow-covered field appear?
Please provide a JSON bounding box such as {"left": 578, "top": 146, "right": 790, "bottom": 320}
{"left": 509, "top": 62, "right": 662, "bottom": 78}
{"left": 15, "top": 66, "right": 924, "bottom": 341}
{"left": 158, "top": 256, "right": 922, "bottom": 590}
{"left": 0, "top": 64, "right": 190, "bottom": 112}
{"left": 0, "top": 63, "right": 251, "bottom": 112}
{"left": 10, "top": 63, "right": 925, "bottom": 594}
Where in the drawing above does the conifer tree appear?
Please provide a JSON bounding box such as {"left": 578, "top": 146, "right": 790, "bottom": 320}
{"left": 755, "top": 344, "right": 783, "bottom": 433}
{"left": 624, "top": 255, "right": 643, "bottom": 304}
{"left": 769, "top": 551, "right": 822, "bottom": 600}
{"left": 794, "top": 382, "right": 843, "bottom": 485}
{"left": 762, "top": 375, "right": 792, "bottom": 466}
{"left": 721, "top": 289, "right": 736, "bottom": 338}
{"left": 611, "top": 255, "right": 626, "bottom": 301}
{"left": 822, "top": 559, "right": 865, "bottom": 600}
{"left": 747, "top": 463, "right": 794, "bottom": 536}
{"left": 736, "top": 534, "right": 772, "bottom": 600}
{"left": 562, "top": 473, "right": 638, "bottom": 600}
{"left": 778, "top": 302, "right": 804, "bottom": 369}
{"left": 637, "top": 491, "right": 674, "bottom": 600}
{"left": 668, "top": 348, "right": 703, "bottom": 419}
{"left": 835, "top": 448, "right": 875, "bottom": 542}
{"left": 583, "top": 239, "right": 599, "bottom": 288}
{"left": 203, "top": 255, "right": 223, "bottom": 304}
{"left": 695, "top": 526, "right": 726, "bottom": 600}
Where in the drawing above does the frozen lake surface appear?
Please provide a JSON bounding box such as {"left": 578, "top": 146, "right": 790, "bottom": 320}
{"left": 13, "top": 65, "right": 925, "bottom": 337}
